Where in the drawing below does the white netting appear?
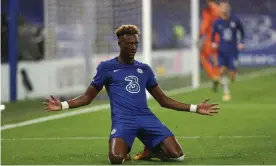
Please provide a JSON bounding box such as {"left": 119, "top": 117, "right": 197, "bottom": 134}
{"left": 44, "top": 0, "right": 96, "bottom": 59}
{"left": 150, "top": 0, "right": 196, "bottom": 90}
{"left": 43, "top": 0, "right": 198, "bottom": 98}
{"left": 94, "top": 0, "right": 142, "bottom": 54}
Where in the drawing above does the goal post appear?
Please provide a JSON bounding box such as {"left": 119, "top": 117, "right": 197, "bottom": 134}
{"left": 42, "top": 0, "right": 201, "bottom": 99}
{"left": 191, "top": 0, "right": 200, "bottom": 88}
{"left": 142, "top": 0, "right": 200, "bottom": 97}
{"left": 142, "top": 0, "right": 152, "bottom": 67}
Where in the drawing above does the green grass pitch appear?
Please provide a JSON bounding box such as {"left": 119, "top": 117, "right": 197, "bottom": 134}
{"left": 1, "top": 70, "right": 276, "bottom": 165}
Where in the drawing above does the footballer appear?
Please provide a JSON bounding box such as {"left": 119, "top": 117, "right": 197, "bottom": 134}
{"left": 44, "top": 24, "right": 220, "bottom": 164}
{"left": 211, "top": 1, "right": 245, "bottom": 101}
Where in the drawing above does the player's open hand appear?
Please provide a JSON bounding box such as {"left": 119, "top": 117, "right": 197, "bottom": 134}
{"left": 238, "top": 43, "right": 245, "bottom": 50}
{"left": 211, "top": 43, "right": 218, "bottom": 49}
{"left": 43, "top": 95, "right": 62, "bottom": 112}
{"left": 197, "top": 98, "right": 219, "bottom": 116}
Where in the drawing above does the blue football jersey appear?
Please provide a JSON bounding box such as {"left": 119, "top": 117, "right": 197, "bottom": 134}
{"left": 91, "top": 57, "right": 158, "bottom": 118}
{"left": 212, "top": 15, "right": 245, "bottom": 53}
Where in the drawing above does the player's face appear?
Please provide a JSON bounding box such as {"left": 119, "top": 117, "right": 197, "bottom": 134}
{"left": 118, "top": 34, "right": 139, "bottom": 61}
{"left": 220, "top": 3, "right": 231, "bottom": 16}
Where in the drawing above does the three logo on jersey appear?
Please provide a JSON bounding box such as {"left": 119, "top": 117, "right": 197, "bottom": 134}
{"left": 113, "top": 68, "right": 143, "bottom": 93}
{"left": 219, "top": 21, "right": 237, "bottom": 42}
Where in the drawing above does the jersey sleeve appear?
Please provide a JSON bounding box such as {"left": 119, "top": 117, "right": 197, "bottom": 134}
{"left": 146, "top": 65, "right": 158, "bottom": 91}
{"left": 236, "top": 18, "right": 245, "bottom": 43}
{"left": 90, "top": 62, "right": 108, "bottom": 91}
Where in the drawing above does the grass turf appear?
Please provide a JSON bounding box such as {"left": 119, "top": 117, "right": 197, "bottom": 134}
{"left": 1, "top": 70, "right": 276, "bottom": 165}
{"left": 1, "top": 67, "right": 267, "bottom": 125}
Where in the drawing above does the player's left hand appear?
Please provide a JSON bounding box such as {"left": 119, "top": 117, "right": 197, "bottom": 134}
{"left": 211, "top": 43, "right": 218, "bottom": 49}
{"left": 197, "top": 98, "right": 220, "bottom": 116}
{"left": 43, "top": 95, "right": 62, "bottom": 111}
{"left": 238, "top": 43, "right": 245, "bottom": 50}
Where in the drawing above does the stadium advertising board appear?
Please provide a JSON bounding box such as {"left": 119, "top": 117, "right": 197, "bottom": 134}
{"left": 238, "top": 14, "right": 276, "bottom": 66}
{"left": 1, "top": 50, "right": 193, "bottom": 102}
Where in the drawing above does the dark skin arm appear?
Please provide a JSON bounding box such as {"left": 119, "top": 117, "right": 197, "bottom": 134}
{"left": 148, "top": 85, "right": 219, "bottom": 115}
{"left": 45, "top": 84, "right": 219, "bottom": 115}
{"left": 44, "top": 86, "right": 99, "bottom": 111}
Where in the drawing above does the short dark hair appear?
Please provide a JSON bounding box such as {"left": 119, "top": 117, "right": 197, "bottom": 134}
{"left": 115, "top": 24, "right": 140, "bottom": 39}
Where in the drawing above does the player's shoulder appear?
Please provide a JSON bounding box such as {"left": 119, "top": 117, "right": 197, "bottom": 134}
{"left": 230, "top": 14, "right": 241, "bottom": 22}
{"left": 213, "top": 18, "right": 221, "bottom": 25}
{"left": 96, "top": 58, "right": 118, "bottom": 71}
{"left": 134, "top": 60, "right": 152, "bottom": 70}
{"left": 214, "top": 16, "right": 224, "bottom": 23}
{"left": 133, "top": 60, "right": 154, "bottom": 75}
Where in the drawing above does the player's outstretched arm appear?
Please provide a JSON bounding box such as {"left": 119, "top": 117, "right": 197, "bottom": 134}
{"left": 148, "top": 85, "right": 219, "bottom": 115}
{"left": 43, "top": 85, "right": 99, "bottom": 111}
{"left": 237, "top": 17, "right": 245, "bottom": 50}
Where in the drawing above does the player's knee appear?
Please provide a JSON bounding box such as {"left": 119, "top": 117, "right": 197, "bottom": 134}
{"left": 229, "top": 72, "right": 236, "bottom": 82}
{"left": 166, "top": 147, "right": 185, "bottom": 161}
{"left": 163, "top": 147, "right": 184, "bottom": 162}
{"left": 108, "top": 152, "right": 125, "bottom": 164}
{"left": 169, "top": 153, "right": 185, "bottom": 162}
{"left": 220, "top": 67, "right": 226, "bottom": 75}
{"left": 168, "top": 150, "right": 184, "bottom": 159}
{"left": 161, "top": 136, "right": 184, "bottom": 161}
{"left": 230, "top": 76, "right": 235, "bottom": 82}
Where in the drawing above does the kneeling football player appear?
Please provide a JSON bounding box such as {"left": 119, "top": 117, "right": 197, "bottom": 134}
{"left": 44, "top": 24, "right": 219, "bottom": 164}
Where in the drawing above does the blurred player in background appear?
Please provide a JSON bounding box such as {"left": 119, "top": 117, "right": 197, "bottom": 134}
{"left": 211, "top": 1, "right": 245, "bottom": 101}
{"left": 44, "top": 25, "right": 219, "bottom": 164}
{"left": 199, "top": 0, "right": 220, "bottom": 92}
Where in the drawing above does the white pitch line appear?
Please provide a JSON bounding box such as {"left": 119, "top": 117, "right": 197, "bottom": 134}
{"left": 1, "top": 104, "right": 110, "bottom": 131}
{"left": 1, "top": 135, "right": 272, "bottom": 141}
{"left": 1, "top": 68, "right": 276, "bottom": 131}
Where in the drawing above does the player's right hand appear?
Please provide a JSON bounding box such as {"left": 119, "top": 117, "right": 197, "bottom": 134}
{"left": 238, "top": 43, "right": 245, "bottom": 50}
{"left": 43, "top": 95, "right": 62, "bottom": 111}
{"left": 197, "top": 98, "right": 220, "bottom": 116}
{"left": 211, "top": 43, "right": 218, "bottom": 49}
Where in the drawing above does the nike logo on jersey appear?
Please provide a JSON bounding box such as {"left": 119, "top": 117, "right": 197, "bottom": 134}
{"left": 113, "top": 69, "right": 121, "bottom": 72}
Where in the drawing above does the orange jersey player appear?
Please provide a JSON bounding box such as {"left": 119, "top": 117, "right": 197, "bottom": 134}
{"left": 199, "top": 0, "right": 220, "bottom": 92}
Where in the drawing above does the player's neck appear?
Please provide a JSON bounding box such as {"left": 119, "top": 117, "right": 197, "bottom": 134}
{"left": 117, "top": 55, "right": 134, "bottom": 65}
{"left": 221, "top": 14, "right": 230, "bottom": 20}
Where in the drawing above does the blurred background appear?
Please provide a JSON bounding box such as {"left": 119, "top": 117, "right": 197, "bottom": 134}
{"left": 1, "top": 0, "right": 276, "bottom": 103}
{"left": 1, "top": 0, "right": 276, "bottom": 165}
